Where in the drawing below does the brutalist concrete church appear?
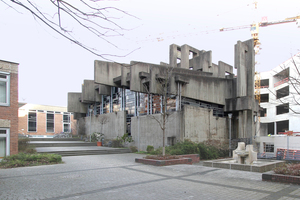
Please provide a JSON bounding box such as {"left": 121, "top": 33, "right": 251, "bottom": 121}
{"left": 68, "top": 39, "right": 259, "bottom": 151}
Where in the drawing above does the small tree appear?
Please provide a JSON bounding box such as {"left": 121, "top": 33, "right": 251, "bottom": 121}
{"left": 142, "top": 65, "right": 176, "bottom": 156}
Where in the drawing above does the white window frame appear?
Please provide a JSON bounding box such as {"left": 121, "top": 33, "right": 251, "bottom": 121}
{"left": 63, "top": 112, "right": 71, "bottom": 133}
{"left": 0, "top": 128, "right": 10, "bottom": 158}
{"left": 0, "top": 72, "right": 10, "bottom": 106}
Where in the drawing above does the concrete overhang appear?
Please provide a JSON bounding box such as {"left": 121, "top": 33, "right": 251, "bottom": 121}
{"left": 113, "top": 76, "right": 121, "bottom": 85}
{"left": 139, "top": 72, "right": 150, "bottom": 79}
{"left": 225, "top": 96, "right": 259, "bottom": 112}
{"left": 68, "top": 93, "right": 88, "bottom": 113}
{"left": 175, "top": 75, "right": 189, "bottom": 84}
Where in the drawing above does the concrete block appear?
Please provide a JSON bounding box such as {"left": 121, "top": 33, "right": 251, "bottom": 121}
{"left": 67, "top": 93, "right": 87, "bottom": 113}
{"left": 94, "top": 60, "right": 123, "bottom": 87}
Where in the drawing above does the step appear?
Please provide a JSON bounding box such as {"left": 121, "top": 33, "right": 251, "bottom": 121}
{"left": 35, "top": 146, "right": 131, "bottom": 157}
{"left": 29, "top": 138, "right": 83, "bottom": 141}
{"left": 29, "top": 141, "right": 97, "bottom": 147}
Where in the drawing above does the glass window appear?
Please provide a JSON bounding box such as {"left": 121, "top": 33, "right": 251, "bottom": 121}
{"left": 0, "top": 128, "right": 10, "bottom": 158}
{"left": 63, "top": 113, "right": 71, "bottom": 133}
{"left": 0, "top": 73, "right": 10, "bottom": 106}
{"left": 28, "top": 111, "right": 37, "bottom": 132}
{"left": 46, "top": 112, "right": 54, "bottom": 132}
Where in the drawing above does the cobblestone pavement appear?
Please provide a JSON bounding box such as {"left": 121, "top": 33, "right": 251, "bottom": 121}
{"left": 0, "top": 153, "right": 299, "bottom": 200}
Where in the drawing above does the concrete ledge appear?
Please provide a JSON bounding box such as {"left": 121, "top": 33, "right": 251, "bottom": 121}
{"left": 135, "top": 157, "right": 192, "bottom": 166}
{"left": 203, "top": 158, "right": 285, "bottom": 173}
{"left": 135, "top": 154, "right": 199, "bottom": 166}
{"left": 177, "top": 154, "right": 200, "bottom": 163}
{"left": 262, "top": 171, "right": 300, "bottom": 185}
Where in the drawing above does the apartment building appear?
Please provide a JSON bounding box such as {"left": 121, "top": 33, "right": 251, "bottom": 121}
{"left": 255, "top": 53, "right": 300, "bottom": 156}
{"left": 19, "top": 103, "right": 76, "bottom": 137}
{"left": 0, "top": 60, "right": 19, "bottom": 158}
{"left": 258, "top": 53, "right": 300, "bottom": 135}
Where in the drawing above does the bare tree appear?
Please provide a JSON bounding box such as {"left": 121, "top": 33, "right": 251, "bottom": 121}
{"left": 1, "top": 0, "right": 139, "bottom": 60}
{"left": 141, "top": 65, "right": 176, "bottom": 156}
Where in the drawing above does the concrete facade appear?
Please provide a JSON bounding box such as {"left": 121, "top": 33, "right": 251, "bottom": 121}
{"left": 68, "top": 40, "right": 259, "bottom": 151}
{"left": 0, "top": 60, "right": 19, "bottom": 158}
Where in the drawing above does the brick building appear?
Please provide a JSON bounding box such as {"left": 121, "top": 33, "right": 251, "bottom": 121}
{"left": 0, "top": 60, "right": 19, "bottom": 158}
{"left": 19, "top": 104, "right": 76, "bottom": 137}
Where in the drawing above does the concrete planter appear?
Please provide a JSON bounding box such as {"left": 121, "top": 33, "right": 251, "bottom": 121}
{"left": 262, "top": 171, "right": 300, "bottom": 185}
{"left": 135, "top": 154, "right": 199, "bottom": 166}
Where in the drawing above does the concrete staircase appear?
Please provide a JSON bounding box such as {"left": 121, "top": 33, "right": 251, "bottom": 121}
{"left": 29, "top": 138, "right": 131, "bottom": 157}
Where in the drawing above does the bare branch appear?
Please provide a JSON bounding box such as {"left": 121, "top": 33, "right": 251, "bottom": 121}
{"left": 4, "top": 0, "right": 139, "bottom": 60}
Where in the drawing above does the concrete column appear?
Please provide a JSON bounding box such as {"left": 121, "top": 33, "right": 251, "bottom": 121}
{"left": 150, "top": 94, "right": 153, "bottom": 115}
{"left": 110, "top": 88, "right": 113, "bottom": 113}
{"left": 169, "top": 44, "right": 179, "bottom": 68}
{"left": 147, "top": 94, "right": 150, "bottom": 115}
{"left": 246, "top": 110, "right": 254, "bottom": 144}
{"left": 134, "top": 92, "right": 137, "bottom": 117}
{"left": 100, "top": 96, "right": 104, "bottom": 114}
{"left": 238, "top": 111, "right": 247, "bottom": 138}
{"left": 181, "top": 45, "right": 190, "bottom": 69}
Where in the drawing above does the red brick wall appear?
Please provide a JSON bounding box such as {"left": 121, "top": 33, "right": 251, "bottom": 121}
{"left": 19, "top": 112, "right": 76, "bottom": 136}
{"left": 0, "top": 73, "right": 18, "bottom": 155}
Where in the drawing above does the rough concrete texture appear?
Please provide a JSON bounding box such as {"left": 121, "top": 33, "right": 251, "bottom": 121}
{"left": 1, "top": 154, "right": 300, "bottom": 200}
{"left": 184, "top": 105, "right": 227, "bottom": 143}
{"left": 131, "top": 111, "right": 182, "bottom": 151}
{"left": 81, "top": 80, "right": 101, "bottom": 103}
{"left": 67, "top": 93, "right": 87, "bottom": 113}
{"left": 84, "top": 111, "right": 126, "bottom": 139}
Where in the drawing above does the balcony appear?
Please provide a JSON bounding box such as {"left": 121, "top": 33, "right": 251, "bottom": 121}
{"left": 274, "top": 77, "right": 289, "bottom": 88}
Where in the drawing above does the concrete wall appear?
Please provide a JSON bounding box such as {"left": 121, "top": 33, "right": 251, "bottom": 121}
{"left": 84, "top": 111, "right": 126, "bottom": 139}
{"left": 183, "top": 105, "right": 228, "bottom": 143}
{"left": 131, "top": 111, "right": 183, "bottom": 151}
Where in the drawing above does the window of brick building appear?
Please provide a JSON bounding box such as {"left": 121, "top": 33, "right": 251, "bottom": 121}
{"left": 63, "top": 113, "right": 71, "bottom": 133}
{"left": 28, "top": 110, "right": 37, "bottom": 132}
{"left": 0, "top": 128, "right": 10, "bottom": 158}
{"left": 0, "top": 72, "right": 10, "bottom": 106}
{"left": 46, "top": 111, "right": 54, "bottom": 132}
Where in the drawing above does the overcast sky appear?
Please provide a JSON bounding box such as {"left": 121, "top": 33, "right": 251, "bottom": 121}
{"left": 0, "top": 0, "right": 299, "bottom": 107}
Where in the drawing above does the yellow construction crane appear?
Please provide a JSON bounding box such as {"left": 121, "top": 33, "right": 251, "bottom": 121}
{"left": 220, "top": 15, "right": 300, "bottom": 54}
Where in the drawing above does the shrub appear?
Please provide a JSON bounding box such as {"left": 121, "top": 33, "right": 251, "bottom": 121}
{"left": 168, "top": 140, "right": 198, "bottom": 155}
{"left": 111, "top": 138, "right": 123, "bottom": 148}
{"left": 129, "top": 146, "right": 138, "bottom": 153}
{"left": 274, "top": 163, "right": 300, "bottom": 176}
{"left": 0, "top": 153, "right": 63, "bottom": 168}
{"left": 91, "top": 132, "right": 104, "bottom": 142}
{"left": 18, "top": 138, "right": 36, "bottom": 153}
{"left": 150, "top": 147, "right": 163, "bottom": 155}
{"left": 146, "top": 145, "right": 154, "bottom": 153}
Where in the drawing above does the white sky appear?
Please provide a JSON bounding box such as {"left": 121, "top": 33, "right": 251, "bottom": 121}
{"left": 0, "top": 0, "right": 299, "bottom": 107}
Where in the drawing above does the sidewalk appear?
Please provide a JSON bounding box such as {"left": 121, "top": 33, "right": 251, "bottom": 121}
{"left": 1, "top": 153, "right": 299, "bottom": 200}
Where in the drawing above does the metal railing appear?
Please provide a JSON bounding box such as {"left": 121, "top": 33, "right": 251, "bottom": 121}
{"left": 274, "top": 77, "right": 289, "bottom": 87}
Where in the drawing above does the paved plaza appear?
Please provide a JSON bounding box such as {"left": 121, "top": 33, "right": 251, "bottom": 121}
{"left": 0, "top": 153, "right": 300, "bottom": 200}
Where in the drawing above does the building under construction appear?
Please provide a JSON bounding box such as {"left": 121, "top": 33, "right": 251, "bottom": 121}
{"left": 68, "top": 39, "right": 259, "bottom": 151}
